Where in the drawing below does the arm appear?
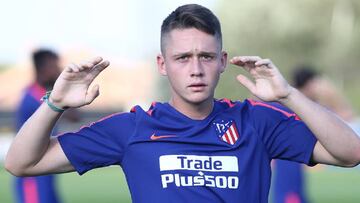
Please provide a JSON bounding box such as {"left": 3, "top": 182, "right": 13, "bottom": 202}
{"left": 5, "top": 57, "right": 110, "bottom": 176}
{"left": 230, "top": 56, "right": 360, "bottom": 167}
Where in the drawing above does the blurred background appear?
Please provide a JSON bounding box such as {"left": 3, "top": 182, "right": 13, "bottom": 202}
{"left": 0, "top": 0, "right": 359, "bottom": 202}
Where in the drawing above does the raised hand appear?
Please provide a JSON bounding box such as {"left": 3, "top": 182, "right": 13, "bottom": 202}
{"left": 49, "top": 57, "right": 110, "bottom": 109}
{"left": 230, "top": 56, "right": 292, "bottom": 102}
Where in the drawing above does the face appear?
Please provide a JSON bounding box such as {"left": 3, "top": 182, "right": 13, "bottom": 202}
{"left": 39, "top": 57, "right": 61, "bottom": 89}
{"left": 157, "top": 28, "right": 227, "bottom": 105}
{"left": 299, "top": 79, "right": 318, "bottom": 101}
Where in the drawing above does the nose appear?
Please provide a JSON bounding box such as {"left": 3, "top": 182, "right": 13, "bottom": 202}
{"left": 190, "top": 58, "right": 204, "bottom": 77}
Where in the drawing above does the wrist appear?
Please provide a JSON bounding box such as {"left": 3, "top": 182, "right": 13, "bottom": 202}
{"left": 48, "top": 95, "right": 65, "bottom": 109}
{"left": 41, "top": 91, "right": 67, "bottom": 113}
{"left": 278, "top": 86, "right": 298, "bottom": 106}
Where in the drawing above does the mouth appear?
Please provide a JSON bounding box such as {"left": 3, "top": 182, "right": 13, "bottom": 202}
{"left": 188, "top": 83, "right": 207, "bottom": 91}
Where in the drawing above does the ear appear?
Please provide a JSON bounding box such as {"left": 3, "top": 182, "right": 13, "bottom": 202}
{"left": 157, "top": 54, "right": 167, "bottom": 76}
{"left": 220, "top": 51, "right": 228, "bottom": 73}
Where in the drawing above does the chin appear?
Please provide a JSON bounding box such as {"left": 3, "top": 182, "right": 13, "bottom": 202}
{"left": 185, "top": 93, "right": 213, "bottom": 105}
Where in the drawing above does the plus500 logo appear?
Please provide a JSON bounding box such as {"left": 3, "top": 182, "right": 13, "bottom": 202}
{"left": 159, "top": 155, "right": 239, "bottom": 189}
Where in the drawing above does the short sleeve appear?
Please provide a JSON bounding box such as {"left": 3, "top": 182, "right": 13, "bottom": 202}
{"left": 58, "top": 112, "right": 136, "bottom": 175}
{"left": 247, "top": 99, "right": 317, "bottom": 166}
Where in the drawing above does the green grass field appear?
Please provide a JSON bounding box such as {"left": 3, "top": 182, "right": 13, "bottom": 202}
{"left": 1, "top": 166, "right": 359, "bottom": 203}
{"left": 306, "top": 167, "right": 360, "bottom": 203}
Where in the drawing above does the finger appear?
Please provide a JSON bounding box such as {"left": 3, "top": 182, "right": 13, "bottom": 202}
{"left": 241, "top": 56, "right": 262, "bottom": 63}
{"left": 255, "top": 59, "right": 275, "bottom": 69}
{"left": 235, "top": 56, "right": 262, "bottom": 64}
{"left": 85, "top": 84, "right": 100, "bottom": 104}
{"left": 79, "top": 61, "right": 94, "bottom": 70}
{"left": 236, "top": 74, "right": 256, "bottom": 94}
{"left": 254, "top": 59, "right": 270, "bottom": 66}
{"left": 90, "top": 60, "right": 110, "bottom": 77}
{"left": 88, "top": 56, "right": 103, "bottom": 66}
{"left": 72, "top": 65, "right": 80, "bottom": 73}
{"left": 64, "top": 66, "right": 73, "bottom": 73}
{"left": 65, "top": 63, "right": 80, "bottom": 73}
{"left": 229, "top": 56, "right": 245, "bottom": 66}
{"left": 230, "top": 57, "right": 254, "bottom": 72}
{"left": 230, "top": 56, "right": 262, "bottom": 68}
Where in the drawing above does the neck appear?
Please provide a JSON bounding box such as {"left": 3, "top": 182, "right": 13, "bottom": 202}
{"left": 169, "top": 97, "right": 214, "bottom": 120}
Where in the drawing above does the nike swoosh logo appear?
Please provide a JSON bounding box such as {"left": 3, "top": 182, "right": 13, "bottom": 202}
{"left": 150, "top": 133, "right": 177, "bottom": 140}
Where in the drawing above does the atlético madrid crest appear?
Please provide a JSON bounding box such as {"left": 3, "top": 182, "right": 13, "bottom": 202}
{"left": 212, "top": 119, "right": 240, "bottom": 145}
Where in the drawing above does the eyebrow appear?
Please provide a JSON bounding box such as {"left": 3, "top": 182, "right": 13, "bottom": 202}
{"left": 172, "top": 51, "right": 218, "bottom": 58}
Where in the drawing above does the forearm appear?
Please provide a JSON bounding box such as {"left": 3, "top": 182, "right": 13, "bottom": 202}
{"left": 280, "top": 87, "right": 360, "bottom": 165}
{"left": 5, "top": 103, "right": 63, "bottom": 173}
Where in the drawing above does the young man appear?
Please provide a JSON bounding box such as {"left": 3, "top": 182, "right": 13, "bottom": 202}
{"left": 5, "top": 4, "right": 360, "bottom": 203}
{"left": 14, "top": 49, "right": 62, "bottom": 203}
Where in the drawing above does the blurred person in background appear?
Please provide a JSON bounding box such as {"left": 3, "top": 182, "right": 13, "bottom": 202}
{"left": 292, "top": 66, "right": 360, "bottom": 134}
{"left": 293, "top": 66, "right": 355, "bottom": 122}
{"left": 273, "top": 65, "right": 360, "bottom": 203}
{"left": 14, "top": 49, "right": 79, "bottom": 203}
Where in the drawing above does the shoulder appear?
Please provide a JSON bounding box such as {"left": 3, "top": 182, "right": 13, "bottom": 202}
{"left": 244, "top": 99, "right": 301, "bottom": 121}
{"left": 17, "top": 89, "right": 43, "bottom": 118}
{"left": 18, "top": 83, "right": 45, "bottom": 109}
{"left": 27, "top": 83, "right": 46, "bottom": 102}
{"left": 213, "top": 98, "right": 300, "bottom": 123}
{"left": 86, "top": 111, "right": 136, "bottom": 129}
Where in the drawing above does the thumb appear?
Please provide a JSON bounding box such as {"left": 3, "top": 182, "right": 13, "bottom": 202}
{"left": 85, "top": 84, "right": 100, "bottom": 105}
{"left": 236, "top": 74, "right": 256, "bottom": 94}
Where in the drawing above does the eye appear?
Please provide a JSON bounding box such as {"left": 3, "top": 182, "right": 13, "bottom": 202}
{"left": 176, "top": 55, "right": 189, "bottom": 62}
{"left": 200, "top": 55, "right": 214, "bottom": 61}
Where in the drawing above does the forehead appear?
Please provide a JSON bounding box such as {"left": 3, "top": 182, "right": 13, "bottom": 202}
{"left": 164, "top": 28, "right": 220, "bottom": 54}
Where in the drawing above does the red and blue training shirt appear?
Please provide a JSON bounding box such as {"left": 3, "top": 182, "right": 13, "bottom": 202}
{"left": 58, "top": 99, "right": 317, "bottom": 203}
